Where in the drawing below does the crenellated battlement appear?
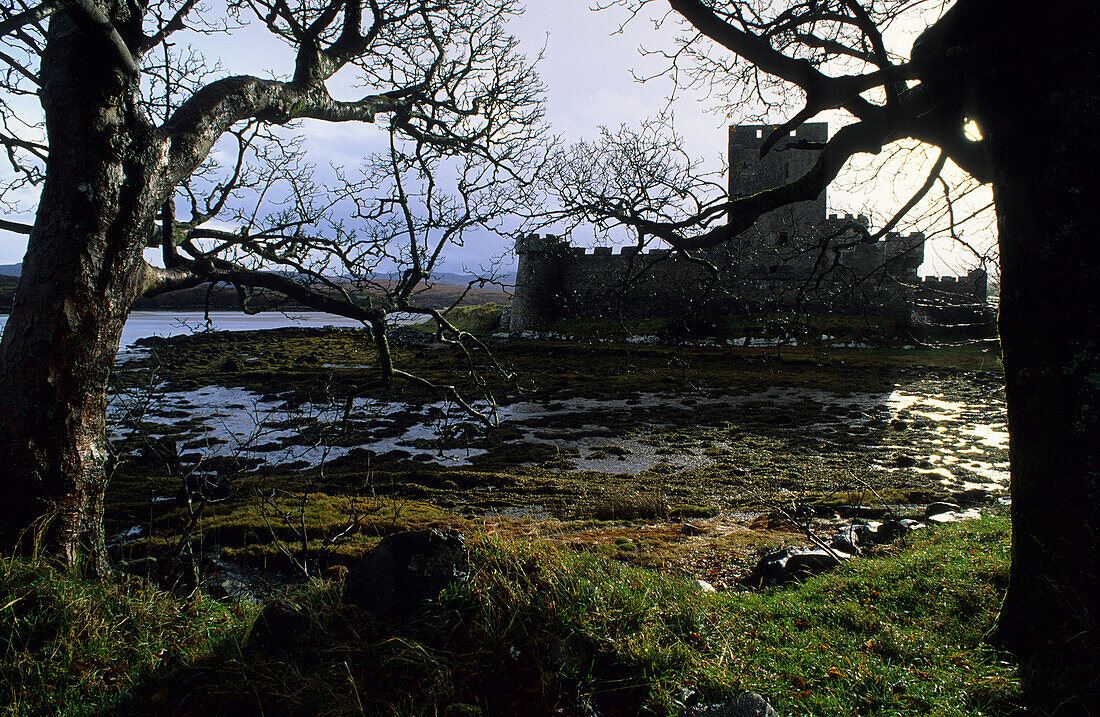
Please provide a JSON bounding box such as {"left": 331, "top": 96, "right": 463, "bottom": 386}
{"left": 918, "top": 268, "right": 988, "bottom": 303}
{"left": 514, "top": 233, "right": 567, "bottom": 254}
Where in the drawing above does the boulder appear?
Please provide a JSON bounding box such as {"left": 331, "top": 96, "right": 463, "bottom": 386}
{"left": 746, "top": 547, "right": 850, "bottom": 587}
{"left": 830, "top": 524, "right": 875, "bottom": 555}
{"left": 246, "top": 598, "right": 309, "bottom": 653}
{"left": 924, "top": 502, "right": 960, "bottom": 518}
{"left": 344, "top": 528, "right": 468, "bottom": 619}
{"left": 784, "top": 549, "right": 849, "bottom": 578}
{"left": 952, "top": 488, "right": 993, "bottom": 506}
{"left": 682, "top": 692, "right": 779, "bottom": 717}
{"left": 868, "top": 518, "right": 926, "bottom": 544}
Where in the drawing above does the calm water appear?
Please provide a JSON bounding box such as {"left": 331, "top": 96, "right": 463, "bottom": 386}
{"left": 0, "top": 310, "right": 375, "bottom": 351}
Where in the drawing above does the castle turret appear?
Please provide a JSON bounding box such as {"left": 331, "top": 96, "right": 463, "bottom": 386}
{"left": 728, "top": 122, "right": 828, "bottom": 237}
{"left": 511, "top": 233, "right": 567, "bottom": 331}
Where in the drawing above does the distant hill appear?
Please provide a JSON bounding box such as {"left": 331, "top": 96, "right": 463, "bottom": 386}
{"left": 0, "top": 266, "right": 513, "bottom": 312}
{"left": 377, "top": 271, "right": 515, "bottom": 286}
{"left": 131, "top": 279, "right": 510, "bottom": 311}
{"left": 0, "top": 263, "right": 515, "bottom": 286}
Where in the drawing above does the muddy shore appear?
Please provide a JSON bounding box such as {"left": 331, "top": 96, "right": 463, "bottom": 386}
{"left": 106, "top": 328, "right": 1007, "bottom": 592}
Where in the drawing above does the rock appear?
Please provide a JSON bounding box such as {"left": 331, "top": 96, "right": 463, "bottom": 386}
{"left": 924, "top": 502, "right": 961, "bottom": 518}
{"left": 952, "top": 488, "right": 993, "bottom": 506}
{"left": 784, "top": 549, "right": 849, "bottom": 577}
{"left": 744, "top": 547, "right": 795, "bottom": 587}
{"left": 209, "top": 576, "right": 252, "bottom": 601}
{"left": 246, "top": 598, "right": 309, "bottom": 653}
{"left": 682, "top": 522, "right": 710, "bottom": 536}
{"left": 344, "top": 528, "right": 468, "bottom": 618}
{"left": 893, "top": 454, "right": 917, "bottom": 468}
{"left": 870, "top": 518, "right": 923, "bottom": 543}
{"left": 830, "top": 524, "right": 875, "bottom": 554}
{"left": 682, "top": 692, "right": 779, "bottom": 716}
{"left": 746, "top": 546, "right": 849, "bottom": 587}
{"left": 890, "top": 418, "right": 909, "bottom": 430}
{"left": 219, "top": 356, "right": 240, "bottom": 372}
{"left": 929, "top": 507, "right": 982, "bottom": 523}
{"left": 696, "top": 579, "right": 717, "bottom": 593}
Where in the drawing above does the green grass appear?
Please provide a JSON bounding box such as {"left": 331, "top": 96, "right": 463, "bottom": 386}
{"left": 0, "top": 555, "right": 252, "bottom": 715}
{"left": 407, "top": 304, "right": 508, "bottom": 336}
{"left": 2, "top": 516, "right": 1020, "bottom": 715}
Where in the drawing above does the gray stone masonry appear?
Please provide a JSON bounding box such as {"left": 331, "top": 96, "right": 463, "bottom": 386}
{"left": 512, "top": 123, "right": 986, "bottom": 332}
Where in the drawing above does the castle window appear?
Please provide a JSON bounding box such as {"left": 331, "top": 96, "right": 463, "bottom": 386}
{"left": 756, "top": 129, "right": 762, "bottom": 138}
{"left": 778, "top": 232, "right": 789, "bottom": 245}
{"left": 769, "top": 265, "right": 778, "bottom": 274}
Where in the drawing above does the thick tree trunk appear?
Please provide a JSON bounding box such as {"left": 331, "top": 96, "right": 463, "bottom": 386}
{"left": 942, "top": 4, "right": 1100, "bottom": 712}
{"left": 997, "top": 164, "right": 1100, "bottom": 709}
{"left": 0, "top": 9, "right": 162, "bottom": 572}
{"left": 992, "top": 139, "right": 1100, "bottom": 713}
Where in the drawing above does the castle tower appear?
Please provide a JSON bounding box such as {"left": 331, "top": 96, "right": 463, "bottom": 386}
{"left": 511, "top": 233, "right": 567, "bottom": 331}
{"left": 728, "top": 122, "right": 828, "bottom": 236}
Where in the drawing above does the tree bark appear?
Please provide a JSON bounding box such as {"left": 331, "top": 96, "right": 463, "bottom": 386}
{"left": 991, "top": 117, "right": 1100, "bottom": 716}
{"left": 0, "top": 8, "right": 163, "bottom": 572}
{"left": 922, "top": 2, "right": 1100, "bottom": 711}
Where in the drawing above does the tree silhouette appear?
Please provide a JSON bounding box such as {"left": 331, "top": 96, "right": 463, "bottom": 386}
{"left": 0, "top": 0, "right": 544, "bottom": 574}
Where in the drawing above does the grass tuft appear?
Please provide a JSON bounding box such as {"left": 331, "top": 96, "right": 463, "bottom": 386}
{"left": 0, "top": 555, "right": 250, "bottom": 715}
{"left": 2, "top": 517, "right": 1020, "bottom": 715}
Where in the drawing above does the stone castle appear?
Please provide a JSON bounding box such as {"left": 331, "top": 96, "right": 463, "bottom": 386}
{"left": 511, "top": 122, "right": 987, "bottom": 332}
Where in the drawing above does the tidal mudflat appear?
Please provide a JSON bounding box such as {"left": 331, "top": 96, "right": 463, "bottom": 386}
{"left": 107, "top": 327, "right": 1007, "bottom": 591}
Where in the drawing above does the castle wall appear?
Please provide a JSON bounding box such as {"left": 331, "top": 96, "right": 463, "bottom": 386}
{"left": 918, "top": 269, "right": 988, "bottom": 305}
{"left": 912, "top": 269, "right": 995, "bottom": 340}
{"left": 510, "top": 122, "right": 981, "bottom": 333}
{"left": 511, "top": 233, "right": 569, "bottom": 331}
{"left": 512, "top": 227, "right": 928, "bottom": 331}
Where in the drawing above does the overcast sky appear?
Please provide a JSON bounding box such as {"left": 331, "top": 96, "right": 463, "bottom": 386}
{"left": 0, "top": 1, "right": 992, "bottom": 276}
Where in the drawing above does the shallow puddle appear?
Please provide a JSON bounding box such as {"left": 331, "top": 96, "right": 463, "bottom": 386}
{"left": 110, "top": 377, "right": 1009, "bottom": 495}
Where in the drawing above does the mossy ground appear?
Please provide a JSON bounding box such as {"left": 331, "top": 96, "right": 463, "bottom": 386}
{"left": 1, "top": 312, "right": 1019, "bottom": 714}
{"left": 2, "top": 517, "right": 1020, "bottom": 715}
{"left": 107, "top": 317, "right": 1006, "bottom": 585}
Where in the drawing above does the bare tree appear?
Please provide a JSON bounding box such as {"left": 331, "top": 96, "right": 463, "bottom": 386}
{"left": 0, "top": 0, "right": 545, "bottom": 574}
{"left": 566, "top": 0, "right": 1098, "bottom": 710}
